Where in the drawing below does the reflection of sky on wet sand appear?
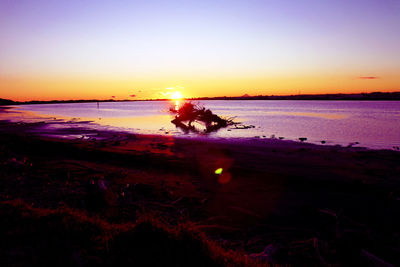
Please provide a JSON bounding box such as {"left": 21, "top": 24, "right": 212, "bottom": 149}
{"left": 90, "top": 115, "right": 176, "bottom": 132}
{"left": 0, "top": 108, "right": 56, "bottom": 123}
{"left": 1, "top": 105, "right": 187, "bottom": 140}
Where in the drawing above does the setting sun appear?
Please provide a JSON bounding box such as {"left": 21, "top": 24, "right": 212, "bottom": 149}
{"left": 170, "top": 91, "right": 183, "bottom": 100}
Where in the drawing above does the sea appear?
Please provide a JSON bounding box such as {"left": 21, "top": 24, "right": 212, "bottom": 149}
{"left": 6, "top": 100, "right": 400, "bottom": 150}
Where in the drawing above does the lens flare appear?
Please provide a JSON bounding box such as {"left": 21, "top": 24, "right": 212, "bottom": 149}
{"left": 218, "top": 172, "right": 232, "bottom": 184}
{"left": 215, "top": 168, "right": 223, "bottom": 175}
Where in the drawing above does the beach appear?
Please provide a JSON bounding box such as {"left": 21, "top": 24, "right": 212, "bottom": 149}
{"left": 1, "top": 110, "right": 400, "bottom": 266}
{"left": 2, "top": 0, "right": 400, "bottom": 265}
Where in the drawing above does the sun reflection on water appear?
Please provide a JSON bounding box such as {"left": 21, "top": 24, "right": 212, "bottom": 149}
{"left": 174, "top": 100, "right": 180, "bottom": 111}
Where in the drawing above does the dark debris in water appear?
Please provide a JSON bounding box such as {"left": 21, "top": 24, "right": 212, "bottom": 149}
{"left": 169, "top": 102, "right": 247, "bottom": 134}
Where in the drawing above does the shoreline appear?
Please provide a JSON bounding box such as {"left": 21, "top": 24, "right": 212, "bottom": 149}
{"left": 2, "top": 104, "right": 399, "bottom": 151}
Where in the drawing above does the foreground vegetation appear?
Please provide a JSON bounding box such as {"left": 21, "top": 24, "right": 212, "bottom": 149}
{"left": 0, "top": 199, "right": 271, "bottom": 267}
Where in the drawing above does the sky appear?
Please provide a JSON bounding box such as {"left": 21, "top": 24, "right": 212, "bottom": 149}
{"left": 0, "top": 0, "right": 399, "bottom": 101}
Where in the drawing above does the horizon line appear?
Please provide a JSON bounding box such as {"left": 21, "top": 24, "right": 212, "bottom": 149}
{"left": 2, "top": 91, "right": 400, "bottom": 104}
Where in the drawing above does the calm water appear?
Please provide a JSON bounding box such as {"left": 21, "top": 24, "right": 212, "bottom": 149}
{"left": 8, "top": 100, "right": 400, "bottom": 150}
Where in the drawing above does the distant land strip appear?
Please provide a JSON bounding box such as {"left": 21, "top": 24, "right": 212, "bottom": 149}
{"left": 1, "top": 91, "right": 400, "bottom": 105}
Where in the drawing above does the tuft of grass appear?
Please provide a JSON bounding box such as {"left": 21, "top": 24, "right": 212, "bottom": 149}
{"left": 0, "top": 199, "right": 276, "bottom": 267}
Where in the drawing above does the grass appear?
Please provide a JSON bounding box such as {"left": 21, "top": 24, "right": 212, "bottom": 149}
{"left": 0, "top": 199, "right": 276, "bottom": 267}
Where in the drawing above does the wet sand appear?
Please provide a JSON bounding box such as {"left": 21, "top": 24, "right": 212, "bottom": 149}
{"left": 1, "top": 111, "right": 400, "bottom": 266}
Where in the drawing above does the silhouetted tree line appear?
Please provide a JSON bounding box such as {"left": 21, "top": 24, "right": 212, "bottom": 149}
{"left": 191, "top": 91, "right": 400, "bottom": 101}
{"left": 1, "top": 92, "right": 400, "bottom": 106}
{"left": 0, "top": 98, "right": 16, "bottom": 105}
{"left": 0, "top": 98, "right": 123, "bottom": 105}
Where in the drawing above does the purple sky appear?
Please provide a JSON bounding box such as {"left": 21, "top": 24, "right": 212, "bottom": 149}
{"left": 1, "top": 0, "right": 399, "bottom": 100}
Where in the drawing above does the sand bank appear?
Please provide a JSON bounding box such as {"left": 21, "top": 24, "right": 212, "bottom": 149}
{"left": 0, "top": 115, "right": 399, "bottom": 266}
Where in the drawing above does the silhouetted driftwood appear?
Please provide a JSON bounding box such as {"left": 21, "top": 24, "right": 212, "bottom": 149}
{"left": 169, "top": 102, "right": 237, "bottom": 133}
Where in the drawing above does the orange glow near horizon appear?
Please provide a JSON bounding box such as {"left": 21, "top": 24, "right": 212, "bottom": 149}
{"left": 1, "top": 73, "right": 399, "bottom": 102}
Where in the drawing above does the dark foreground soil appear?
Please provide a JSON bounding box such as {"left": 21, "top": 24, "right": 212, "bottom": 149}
{"left": 1, "top": 119, "right": 400, "bottom": 266}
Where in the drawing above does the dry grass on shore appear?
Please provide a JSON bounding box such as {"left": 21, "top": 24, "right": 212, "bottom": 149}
{"left": 0, "top": 199, "right": 274, "bottom": 267}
